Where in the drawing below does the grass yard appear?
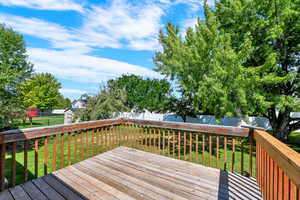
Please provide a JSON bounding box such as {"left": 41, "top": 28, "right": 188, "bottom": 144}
{"left": 288, "top": 131, "right": 300, "bottom": 152}
{"left": 16, "top": 115, "right": 64, "bottom": 129}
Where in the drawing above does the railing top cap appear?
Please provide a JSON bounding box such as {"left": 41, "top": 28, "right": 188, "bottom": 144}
{"left": 241, "top": 125, "right": 266, "bottom": 131}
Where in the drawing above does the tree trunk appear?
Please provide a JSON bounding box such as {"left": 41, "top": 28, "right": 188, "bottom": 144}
{"left": 182, "top": 115, "right": 187, "bottom": 123}
{"left": 268, "top": 110, "right": 291, "bottom": 141}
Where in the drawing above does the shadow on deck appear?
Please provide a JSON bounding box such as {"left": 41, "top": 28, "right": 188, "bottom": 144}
{"left": 0, "top": 147, "right": 262, "bottom": 200}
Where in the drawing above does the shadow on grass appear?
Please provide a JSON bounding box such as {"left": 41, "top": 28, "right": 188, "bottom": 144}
{"left": 5, "top": 157, "right": 35, "bottom": 187}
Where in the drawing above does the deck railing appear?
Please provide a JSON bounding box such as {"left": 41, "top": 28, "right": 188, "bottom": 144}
{"left": 0, "top": 118, "right": 299, "bottom": 199}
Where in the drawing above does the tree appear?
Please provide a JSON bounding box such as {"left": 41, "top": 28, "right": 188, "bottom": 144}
{"left": 74, "top": 87, "right": 129, "bottom": 121}
{"left": 20, "top": 73, "right": 61, "bottom": 111}
{"left": 215, "top": 0, "right": 300, "bottom": 140}
{"left": 154, "top": 1, "right": 300, "bottom": 140}
{"left": 0, "top": 24, "right": 33, "bottom": 130}
{"left": 167, "top": 89, "right": 197, "bottom": 122}
{"left": 54, "top": 95, "right": 72, "bottom": 109}
{"left": 108, "top": 74, "right": 172, "bottom": 112}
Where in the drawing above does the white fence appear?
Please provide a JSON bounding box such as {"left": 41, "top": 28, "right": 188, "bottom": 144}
{"left": 114, "top": 112, "right": 272, "bottom": 130}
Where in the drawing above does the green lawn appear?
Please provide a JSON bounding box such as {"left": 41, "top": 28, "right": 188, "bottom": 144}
{"left": 16, "top": 115, "right": 64, "bottom": 129}
{"left": 288, "top": 131, "right": 300, "bottom": 152}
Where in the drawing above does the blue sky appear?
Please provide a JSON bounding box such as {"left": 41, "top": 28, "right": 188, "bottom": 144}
{"left": 0, "top": 0, "right": 209, "bottom": 100}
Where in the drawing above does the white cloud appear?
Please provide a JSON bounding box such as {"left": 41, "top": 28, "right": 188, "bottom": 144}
{"left": 59, "top": 88, "right": 87, "bottom": 94}
{"left": 28, "top": 48, "right": 163, "bottom": 83}
{"left": 0, "top": 0, "right": 84, "bottom": 12}
{"left": 182, "top": 18, "right": 198, "bottom": 30}
{"left": 0, "top": 0, "right": 165, "bottom": 52}
{"left": 81, "top": 1, "right": 164, "bottom": 51}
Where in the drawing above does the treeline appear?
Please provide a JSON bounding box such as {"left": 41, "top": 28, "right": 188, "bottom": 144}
{"left": 74, "top": 74, "right": 179, "bottom": 121}
{"left": 0, "top": 24, "right": 70, "bottom": 130}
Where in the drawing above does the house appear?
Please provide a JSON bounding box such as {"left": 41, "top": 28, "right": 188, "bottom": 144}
{"left": 71, "top": 99, "right": 87, "bottom": 109}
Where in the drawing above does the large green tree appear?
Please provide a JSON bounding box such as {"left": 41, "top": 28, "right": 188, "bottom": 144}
{"left": 108, "top": 74, "right": 172, "bottom": 112}
{"left": 74, "top": 87, "right": 129, "bottom": 121}
{"left": 0, "top": 24, "right": 33, "bottom": 130}
{"left": 154, "top": 0, "right": 300, "bottom": 140}
{"left": 215, "top": 0, "right": 300, "bottom": 140}
{"left": 20, "top": 73, "right": 61, "bottom": 111}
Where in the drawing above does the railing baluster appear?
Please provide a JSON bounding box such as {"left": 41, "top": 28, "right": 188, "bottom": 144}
{"left": 44, "top": 137, "right": 48, "bottom": 175}
{"left": 85, "top": 129, "right": 89, "bottom": 157}
{"left": 240, "top": 138, "right": 244, "bottom": 174}
{"left": 134, "top": 124, "right": 137, "bottom": 147}
{"left": 74, "top": 132, "right": 77, "bottom": 163}
{"left": 231, "top": 137, "right": 235, "bottom": 172}
{"left": 52, "top": 135, "right": 57, "bottom": 172}
{"left": 91, "top": 129, "right": 94, "bottom": 156}
{"left": 274, "top": 160, "right": 278, "bottom": 200}
{"left": 209, "top": 135, "right": 212, "bottom": 167}
{"left": 162, "top": 129, "right": 165, "bottom": 154}
{"left": 11, "top": 142, "right": 16, "bottom": 187}
{"left": 283, "top": 174, "right": 290, "bottom": 200}
{"left": 216, "top": 136, "right": 219, "bottom": 168}
{"left": 112, "top": 125, "right": 115, "bottom": 148}
{"left": 189, "top": 132, "right": 192, "bottom": 161}
{"left": 173, "top": 131, "right": 175, "bottom": 157}
{"left": 35, "top": 139, "right": 39, "bottom": 178}
{"left": 202, "top": 134, "right": 205, "bottom": 165}
{"left": 178, "top": 132, "right": 181, "bottom": 160}
{"left": 168, "top": 130, "right": 171, "bottom": 156}
{"left": 24, "top": 140, "right": 28, "bottom": 182}
{"left": 196, "top": 134, "right": 198, "bottom": 163}
{"left": 158, "top": 129, "right": 161, "bottom": 153}
{"left": 60, "top": 134, "right": 64, "bottom": 169}
{"left": 80, "top": 131, "right": 84, "bottom": 160}
{"left": 184, "top": 132, "right": 186, "bottom": 160}
{"left": 290, "top": 182, "right": 297, "bottom": 200}
{"left": 67, "top": 133, "right": 71, "bottom": 165}
{"left": 224, "top": 136, "right": 227, "bottom": 170}
{"left": 278, "top": 167, "right": 283, "bottom": 200}
{"left": 96, "top": 128, "right": 99, "bottom": 153}
{"left": 145, "top": 127, "right": 148, "bottom": 150}
{"left": 270, "top": 158, "right": 274, "bottom": 200}
{"left": 149, "top": 128, "right": 152, "bottom": 148}
{"left": 249, "top": 129, "right": 253, "bottom": 176}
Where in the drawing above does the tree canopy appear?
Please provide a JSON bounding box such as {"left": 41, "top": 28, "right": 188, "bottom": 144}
{"left": 74, "top": 87, "right": 129, "bottom": 121}
{"left": 19, "top": 73, "right": 61, "bottom": 111}
{"left": 0, "top": 24, "right": 33, "bottom": 130}
{"left": 154, "top": 0, "right": 300, "bottom": 140}
{"left": 108, "top": 74, "right": 172, "bottom": 112}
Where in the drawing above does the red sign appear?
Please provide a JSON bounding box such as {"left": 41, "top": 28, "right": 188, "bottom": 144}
{"left": 26, "top": 108, "right": 40, "bottom": 118}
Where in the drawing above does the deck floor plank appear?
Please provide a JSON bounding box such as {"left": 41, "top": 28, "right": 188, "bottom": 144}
{"left": 9, "top": 185, "right": 32, "bottom": 200}
{"left": 31, "top": 178, "right": 65, "bottom": 200}
{"left": 21, "top": 181, "right": 48, "bottom": 200}
{"left": 42, "top": 174, "right": 85, "bottom": 200}
{"left": 1, "top": 146, "right": 262, "bottom": 200}
{"left": 95, "top": 153, "right": 216, "bottom": 199}
{"left": 0, "top": 189, "right": 14, "bottom": 200}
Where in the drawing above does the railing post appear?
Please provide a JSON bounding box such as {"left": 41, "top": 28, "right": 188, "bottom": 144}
{"left": 0, "top": 136, "right": 6, "bottom": 191}
{"left": 249, "top": 128, "right": 254, "bottom": 177}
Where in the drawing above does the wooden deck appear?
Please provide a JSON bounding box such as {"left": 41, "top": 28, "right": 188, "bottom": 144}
{"left": 0, "top": 147, "right": 262, "bottom": 200}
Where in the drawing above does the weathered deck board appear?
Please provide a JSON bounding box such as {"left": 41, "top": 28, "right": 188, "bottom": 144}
{"left": 1, "top": 147, "right": 262, "bottom": 200}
